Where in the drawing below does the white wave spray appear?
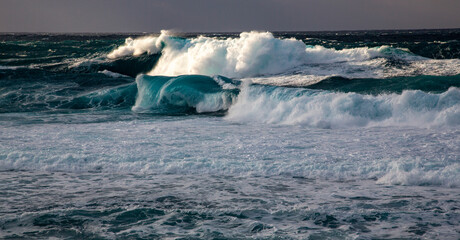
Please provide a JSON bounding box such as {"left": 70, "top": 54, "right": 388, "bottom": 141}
{"left": 226, "top": 85, "right": 460, "bottom": 128}
{"left": 108, "top": 31, "right": 460, "bottom": 84}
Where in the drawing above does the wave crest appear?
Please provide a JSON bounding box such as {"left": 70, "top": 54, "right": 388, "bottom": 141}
{"left": 108, "top": 31, "right": 429, "bottom": 79}
{"left": 132, "top": 74, "right": 239, "bottom": 113}
{"left": 107, "top": 30, "right": 172, "bottom": 59}
{"left": 226, "top": 85, "right": 460, "bottom": 128}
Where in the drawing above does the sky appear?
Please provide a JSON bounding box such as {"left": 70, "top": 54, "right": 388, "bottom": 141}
{"left": 1, "top": 0, "right": 459, "bottom": 32}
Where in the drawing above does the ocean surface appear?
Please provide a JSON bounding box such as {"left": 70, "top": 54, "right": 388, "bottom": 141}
{"left": 1, "top": 29, "right": 460, "bottom": 239}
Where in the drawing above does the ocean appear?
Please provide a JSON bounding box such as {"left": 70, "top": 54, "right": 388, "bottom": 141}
{"left": 0, "top": 29, "right": 459, "bottom": 239}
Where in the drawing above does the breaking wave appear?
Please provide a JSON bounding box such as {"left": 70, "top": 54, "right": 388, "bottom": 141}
{"left": 227, "top": 85, "right": 460, "bottom": 128}
{"left": 108, "top": 31, "right": 460, "bottom": 83}
{"left": 132, "top": 74, "right": 239, "bottom": 113}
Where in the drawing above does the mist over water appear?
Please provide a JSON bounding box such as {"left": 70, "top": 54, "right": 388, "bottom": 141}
{"left": 1, "top": 29, "right": 460, "bottom": 239}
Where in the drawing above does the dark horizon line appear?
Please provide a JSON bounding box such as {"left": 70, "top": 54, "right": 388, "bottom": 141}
{"left": 1, "top": 27, "right": 460, "bottom": 35}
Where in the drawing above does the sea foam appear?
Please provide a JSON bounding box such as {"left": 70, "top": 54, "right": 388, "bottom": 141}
{"left": 226, "top": 85, "right": 460, "bottom": 128}
{"left": 108, "top": 31, "right": 428, "bottom": 79}
{"left": 1, "top": 118, "right": 458, "bottom": 187}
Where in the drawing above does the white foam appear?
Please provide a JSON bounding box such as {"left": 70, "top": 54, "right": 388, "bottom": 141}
{"left": 303, "top": 45, "right": 385, "bottom": 63}
{"left": 1, "top": 114, "right": 458, "bottom": 188}
{"left": 0, "top": 65, "right": 21, "bottom": 70}
{"left": 148, "top": 31, "right": 309, "bottom": 78}
{"left": 107, "top": 30, "right": 172, "bottom": 59}
{"left": 0, "top": 65, "right": 36, "bottom": 70}
{"left": 377, "top": 160, "right": 460, "bottom": 187}
{"left": 226, "top": 86, "right": 460, "bottom": 128}
{"left": 98, "top": 70, "right": 129, "bottom": 78}
{"left": 107, "top": 31, "right": 458, "bottom": 82}
{"left": 68, "top": 54, "right": 107, "bottom": 69}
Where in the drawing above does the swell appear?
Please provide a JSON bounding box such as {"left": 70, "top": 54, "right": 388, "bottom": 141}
{"left": 2, "top": 72, "right": 459, "bottom": 129}
{"left": 0, "top": 71, "right": 136, "bottom": 113}
{"left": 101, "top": 54, "right": 161, "bottom": 77}
{"left": 305, "top": 74, "right": 460, "bottom": 94}
{"left": 0, "top": 83, "right": 137, "bottom": 113}
{"left": 57, "top": 83, "right": 137, "bottom": 110}
{"left": 0, "top": 36, "right": 160, "bottom": 78}
{"left": 64, "top": 53, "right": 161, "bottom": 78}
{"left": 133, "top": 74, "right": 239, "bottom": 114}
{"left": 297, "top": 29, "right": 460, "bottom": 59}
{"left": 0, "top": 74, "right": 239, "bottom": 114}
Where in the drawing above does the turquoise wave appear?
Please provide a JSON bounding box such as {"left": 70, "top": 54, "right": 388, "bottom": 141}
{"left": 133, "top": 74, "right": 239, "bottom": 114}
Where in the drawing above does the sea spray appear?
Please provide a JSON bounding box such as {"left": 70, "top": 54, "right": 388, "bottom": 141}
{"left": 107, "top": 31, "right": 460, "bottom": 82}
{"left": 227, "top": 84, "right": 460, "bottom": 128}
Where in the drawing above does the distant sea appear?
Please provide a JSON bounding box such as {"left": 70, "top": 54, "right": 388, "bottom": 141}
{"left": 1, "top": 29, "right": 459, "bottom": 239}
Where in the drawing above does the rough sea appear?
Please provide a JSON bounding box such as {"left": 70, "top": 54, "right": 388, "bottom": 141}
{"left": 1, "top": 29, "right": 460, "bottom": 239}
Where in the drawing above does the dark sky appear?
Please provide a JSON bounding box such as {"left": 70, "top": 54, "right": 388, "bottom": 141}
{"left": 1, "top": 0, "right": 459, "bottom": 32}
